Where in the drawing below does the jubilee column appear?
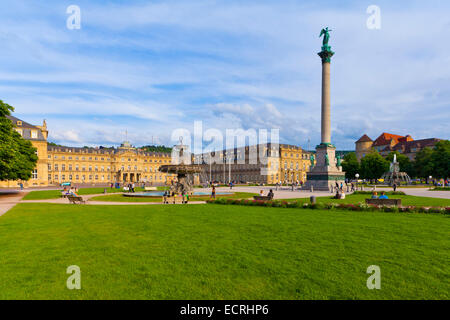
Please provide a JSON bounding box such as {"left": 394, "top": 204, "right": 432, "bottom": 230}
{"left": 318, "top": 36, "right": 334, "bottom": 145}
{"left": 303, "top": 27, "right": 345, "bottom": 192}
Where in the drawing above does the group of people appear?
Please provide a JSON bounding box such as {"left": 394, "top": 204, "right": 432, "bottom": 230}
{"left": 371, "top": 191, "right": 389, "bottom": 199}
{"left": 61, "top": 186, "right": 79, "bottom": 197}
{"left": 259, "top": 189, "right": 274, "bottom": 199}
{"left": 163, "top": 190, "right": 190, "bottom": 204}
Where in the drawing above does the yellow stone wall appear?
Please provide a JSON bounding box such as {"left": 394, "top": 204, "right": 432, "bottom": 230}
{"left": 278, "top": 145, "right": 312, "bottom": 184}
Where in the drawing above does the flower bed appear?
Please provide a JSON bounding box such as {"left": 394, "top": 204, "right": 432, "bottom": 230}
{"left": 206, "top": 198, "right": 450, "bottom": 214}
{"left": 353, "top": 191, "right": 406, "bottom": 195}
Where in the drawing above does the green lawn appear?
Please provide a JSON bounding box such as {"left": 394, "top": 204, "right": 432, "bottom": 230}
{"left": 22, "top": 187, "right": 162, "bottom": 200}
{"left": 89, "top": 192, "right": 257, "bottom": 202}
{"left": 0, "top": 203, "right": 448, "bottom": 299}
{"left": 283, "top": 194, "right": 450, "bottom": 207}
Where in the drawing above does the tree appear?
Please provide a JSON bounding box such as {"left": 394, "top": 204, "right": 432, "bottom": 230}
{"left": 431, "top": 140, "right": 450, "bottom": 179}
{"left": 360, "top": 151, "right": 389, "bottom": 180}
{"left": 413, "top": 147, "right": 434, "bottom": 179}
{"left": 386, "top": 151, "right": 414, "bottom": 177}
{"left": 0, "top": 100, "right": 38, "bottom": 181}
{"left": 341, "top": 152, "right": 360, "bottom": 179}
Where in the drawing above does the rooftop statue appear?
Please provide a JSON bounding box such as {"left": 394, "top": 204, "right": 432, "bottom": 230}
{"left": 319, "top": 27, "right": 332, "bottom": 46}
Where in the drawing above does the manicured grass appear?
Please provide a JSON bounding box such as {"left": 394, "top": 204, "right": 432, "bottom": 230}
{"left": 89, "top": 192, "right": 257, "bottom": 202}
{"left": 431, "top": 187, "right": 450, "bottom": 191}
{"left": 23, "top": 187, "right": 150, "bottom": 200}
{"left": 282, "top": 194, "right": 450, "bottom": 207}
{"left": 0, "top": 203, "right": 448, "bottom": 299}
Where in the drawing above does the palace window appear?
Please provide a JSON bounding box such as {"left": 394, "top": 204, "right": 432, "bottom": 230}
{"left": 89, "top": 175, "right": 93, "bottom": 180}
{"left": 95, "top": 175, "right": 98, "bottom": 180}
{"left": 62, "top": 164, "right": 65, "bottom": 171}
{"left": 82, "top": 175, "right": 85, "bottom": 181}
{"left": 48, "top": 174, "right": 51, "bottom": 180}
{"left": 95, "top": 166, "right": 98, "bottom": 171}
{"left": 54, "top": 156, "right": 58, "bottom": 159}
{"left": 32, "top": 169, "right": 38, "bottom": 179}
{"left": 31, "top": 130, "right": 38, "bottom": 139}
{"left": 62, "top": 175, "right": 65, "bottom": 180}
{"left": 89, "top": 157, "right": 92, "bottom": 160}
{"left": 54, "top": 174, "right": 58, "bottom": 180}
{"left": 89, "top": 166, "right": 92, "bottom": 171}
{"left": 54, "top": 164, "right": 58, "bottom": 171}
{"left": 69, "top": 175, "right": 72, "bottom": 180}
{"left": 69, "top": 164, "right": 72, "bottom": 171}
{"left": 76, "top": 165, "right": 79, "bottom": 171}
{"left": 48, "top": 164, "right": 52, "bottom": 171}
{"left": 76, "top": 175, "right": 79, "bottom": 180}
{"left": 62, "top": 156, "right": 65, "bottom": 160}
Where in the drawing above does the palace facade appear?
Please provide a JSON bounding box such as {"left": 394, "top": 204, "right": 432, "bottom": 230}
{"left": 0, "top": 116, "right": 175, "bottom": 188}
{"left": 194, "top": 144, "right": 313, "bottom": 184}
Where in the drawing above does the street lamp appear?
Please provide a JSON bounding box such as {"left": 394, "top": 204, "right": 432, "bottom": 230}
{"left": 429, "top": 175, "right": 432, "bottom": 185}
{"left": 355, "top": 173, "right": 359, "bottom": 190}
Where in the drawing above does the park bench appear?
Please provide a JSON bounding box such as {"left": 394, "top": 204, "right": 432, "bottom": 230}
{"left": 163, "top": 195, "right": 187, "bottom": 204}
{"left": 365, "top": 198, "right": 402, "bottom": 206}
{"left": 144, "top": 187, "right": 157, "bottom": 191}
{"left": 253, "top": 195, "right": 274, "bottom": 201}
{"left": 67, "top": 195, "right": 86, "bottom": 204}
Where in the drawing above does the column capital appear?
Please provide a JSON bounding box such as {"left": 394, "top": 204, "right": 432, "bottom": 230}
{"left": 318, "top": 46, "right": 335, "bottom": 63}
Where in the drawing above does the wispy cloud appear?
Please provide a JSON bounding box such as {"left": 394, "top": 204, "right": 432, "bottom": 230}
{"left": 0, "top": 0, "right": 448, "bottom": 150}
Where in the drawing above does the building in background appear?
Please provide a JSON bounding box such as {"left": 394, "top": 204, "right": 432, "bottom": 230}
{"left": 194, "top": 144, "right": 313, "bottom": 184}
{"left": 0, "top": 116, "right": 175, "bottom": 187}
{"left": 0, "top": 116, "right": 49, "bottom": 187}
{"left": 355, "top": 132, "right": 441, "bottom": 161}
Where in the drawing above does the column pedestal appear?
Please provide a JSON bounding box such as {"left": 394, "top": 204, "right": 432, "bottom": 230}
{"left": 304, "top": 144, "right": 345, "bottom": 191}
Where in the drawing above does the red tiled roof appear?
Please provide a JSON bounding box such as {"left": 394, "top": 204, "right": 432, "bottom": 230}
{"left": 373, "top": 133, "right": 406, "bottom": 147}
{"left": 356, "top": 134, "right": 372, "bottom": 143}
{"left": 392, "top": 138, "right": 441, "bottom": 153}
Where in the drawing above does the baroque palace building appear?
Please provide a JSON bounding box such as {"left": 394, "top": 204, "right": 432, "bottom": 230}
{"left": 194, "top": 144, "right": 313, "bottom": 184}
{"left": 0, "top": 116, "right": 175, "bottom": 188}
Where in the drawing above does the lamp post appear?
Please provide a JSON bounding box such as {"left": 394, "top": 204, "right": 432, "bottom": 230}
{"left": 355, "top": 173, "right": 359, "bottom": 191}
{"left": 429, "top": 175, "right": 432, "bottom": 185}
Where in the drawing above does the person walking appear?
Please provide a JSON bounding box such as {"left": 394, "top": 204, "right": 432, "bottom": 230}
{"left": 393, "top": 182, "right": 397, "bottom": 192}
{"left": 211, "top": 185, "right": 216, "bottom": 199}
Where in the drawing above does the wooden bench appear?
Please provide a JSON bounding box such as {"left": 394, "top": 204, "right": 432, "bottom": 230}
{"left": 365, "top": 198, "right": 402, "bottom": 206}
{"left": 163, "top": 195, "right": 186, "bottom": 204}
{"left": 253, "top": 195, "right": 274, "bottom": 201}
{"left": 144, "top": 187, "right": 157, "bottom": 191}
{"left": 67, "top": 195, "right": 86, "bottom": 204}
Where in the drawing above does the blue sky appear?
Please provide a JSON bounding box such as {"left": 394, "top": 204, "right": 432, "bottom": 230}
{"left": 0, "top": 0, "right": 449, "bottom": 150}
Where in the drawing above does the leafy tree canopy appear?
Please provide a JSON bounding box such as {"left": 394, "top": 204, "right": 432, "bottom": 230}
{"left": 140, "top": 145, "right": 172, "bottom": 153}
{"left": 0, "top": 100, "right": 38, "bottom": 181}
{"left": 341, "top": 152, "right": 360, "bottom": 179}
{"left": 360, "top": 150, "right": 389, "bottom": 180}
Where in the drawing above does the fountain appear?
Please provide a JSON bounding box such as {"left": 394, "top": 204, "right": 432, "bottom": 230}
{"left": 380, "top": 154, "right": 411, "bottom": 185}
{"left": 123, "top": 138, "right": 232, "bottom": 198}
{"left": 158, "top": 138, "right": 203, "bottom": 195}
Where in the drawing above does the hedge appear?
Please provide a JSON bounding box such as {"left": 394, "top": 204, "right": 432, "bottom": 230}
{"left": 206, "top": 198, "right": 449, "bottom": 215}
